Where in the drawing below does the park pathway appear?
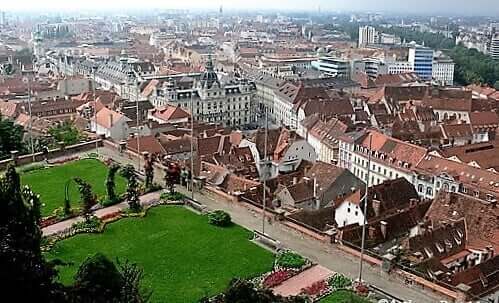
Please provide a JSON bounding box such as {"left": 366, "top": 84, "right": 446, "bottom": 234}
{"left": 272, "top": 265, "right": 333, "bottom": 297}
{"left": 42, "top": 191, "right": 161, "bottom": 236}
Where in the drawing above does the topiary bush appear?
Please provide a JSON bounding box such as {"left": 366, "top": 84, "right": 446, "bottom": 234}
{"left": 207, "top": 210, "right": 232, "bottom": 227}
{"left": 275, "top": 251, "right": 306, "bottom": 269}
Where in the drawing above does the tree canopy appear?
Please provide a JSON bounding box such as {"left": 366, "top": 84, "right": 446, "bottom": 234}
{"left": 0, "top": 114, "right": 26, "bottom": 160}
{"left": 0, "top": 165, "right": 64, "bottom": 302}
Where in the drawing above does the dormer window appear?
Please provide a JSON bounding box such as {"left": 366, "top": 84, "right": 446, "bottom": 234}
{"left": 435, "top": 243, "right": 444, "bottom": 253}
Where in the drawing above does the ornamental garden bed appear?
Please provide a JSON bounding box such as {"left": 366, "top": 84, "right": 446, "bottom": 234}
{"left": 45, "top": 205, "right": 274, "bottom": 303}
{"left": 20, "top": 158, "right": 127, "bottom": 217}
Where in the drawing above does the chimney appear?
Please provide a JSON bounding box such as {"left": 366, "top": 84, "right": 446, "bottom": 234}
{"left": 380, "top": 221, "right": 388, "bottom": 239}
{"left": 372, "top": 199, "right": 381, "bottom": 217}
{"left": 409, "top": 198, "right": 418, "bottom": 208}
{"left": 368, "top": 226, "right": 376, "bottom": 239}
{"left": 292, "top": 177, "right": 297, "bottom": 185}
{"left": 109, "top": 113, "right": 114, "bottom": 127}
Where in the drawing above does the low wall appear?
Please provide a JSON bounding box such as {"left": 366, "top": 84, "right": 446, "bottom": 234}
{"left": 337, "top": 244, "right": 383, "bottom": 266}
{"left": 1, "top": 140, "right": 103, "bottom": 171}
{"left": 392, "top": 268, "right": 461, "bottom": 302}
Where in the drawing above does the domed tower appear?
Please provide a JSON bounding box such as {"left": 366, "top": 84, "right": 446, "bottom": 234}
{"left": 199, "top": 55, "right": 220, "bottom": 90}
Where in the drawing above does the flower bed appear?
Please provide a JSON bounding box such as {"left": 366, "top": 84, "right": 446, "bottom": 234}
{"left": 48, "top": 155, "right": 80, "bottom": 165}
{"left": 275, "top": 250, "right": 311, "bottom": 271}
{"left": 100, "top": 211, "right": 122, "bottom": 223}
{"left": 301, "top": 280, "right": 329, "bottom": 298}
{"left": 262, "top": 270, "right": 294, "bottom": 288}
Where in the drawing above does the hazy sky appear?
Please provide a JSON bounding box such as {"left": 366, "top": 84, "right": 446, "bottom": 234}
{"left": 4, "top": 0, "right": 499, "bottom": 15}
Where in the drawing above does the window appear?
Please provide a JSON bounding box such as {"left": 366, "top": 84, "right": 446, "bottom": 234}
{"left": 418, "top": 184, "right": 424, "bottom": 193}
{"left": 426, "top": 187, "right": 433, "bottom": 196}
{"left": 436, "top": 181, "right": 441, "bottom": 188}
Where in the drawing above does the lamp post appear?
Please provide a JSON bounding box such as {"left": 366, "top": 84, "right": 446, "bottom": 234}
{"left": 22, "top": 63, "right": 35, "bottom": 162}
{"left": 358, "top": 133, "right": 372, "bottom": 283}
{"left": 190, "top": 90, "right": 195, "bottom": 200}
{"left": 135, "top": 78, "right": 141, "bottom": 171}
{"left": 261, "top": 105, "right": 268, "bottom": 234}
{"left": 92, "top": 66, "right": 99, "bottom": 155}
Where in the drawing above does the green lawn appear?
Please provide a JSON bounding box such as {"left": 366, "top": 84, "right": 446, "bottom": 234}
{"left": 47, "top": 206, "right": 274, "bottom": 303}
{"left": 21, "top": 159, "right": 127, "bottom": 217}
{"left": 320, "top": 290, "right": 371, "bottom": 303}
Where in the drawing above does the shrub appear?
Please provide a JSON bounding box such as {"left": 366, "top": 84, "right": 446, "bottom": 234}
{"left": 160, "top": 192, "right": 185, "bottom": 201}
{"left": 207, "top": 210, "right": 232, "bottom": 227}
{"left": 276, "top": 251, "right": 306, "bottom": 269}
{"left": 328, "top": 273, "right": 352, "bottom": 290}
{"left": 262, "top": 270, "right": 293, "bottom": 288}
{"left": 73, "top": 216, "right": 102, "bottom": 231}
{"left": 18, "top": 163, "right": 46, "bottom": 173}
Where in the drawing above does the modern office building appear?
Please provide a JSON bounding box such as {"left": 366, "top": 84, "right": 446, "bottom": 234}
{"left": 358, "top": 26, "right": 377, "bottom": 47}
{"left": 311, "top": 57, "right": 351, "bottom": 79}
{"left": 491, "top": 35, "right": 499, "bottom": 60}
{"left": 408, "top": 45, "right": 434, "bottom": 81}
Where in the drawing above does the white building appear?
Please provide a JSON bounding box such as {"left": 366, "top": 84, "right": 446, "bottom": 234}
{"left": 91, "top": 107, "right": 132, "bottom": 141}
{"left": 338, "top": 130, "right": 427, "bottom": 193}
{"left": 432, "top": 53, "right": 455, "bottom": 86}
{"left": 491, "top": 35, "right": 499, "bottom": 60}
{"left": 387, "top": 61, "right": 414, "bottom": 75}
{"left": 358, "top": 26, "right": 377, "bottom": 47}
{"left": 151, "top": 58, "right": 256, "bottom": 127}
{"left": 311, "top": 57, "right": 350, "bottom": 79}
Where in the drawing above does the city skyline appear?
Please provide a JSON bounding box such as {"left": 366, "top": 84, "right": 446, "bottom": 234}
{"left": 3, "top": 0, "right": 499, "bottom": 15}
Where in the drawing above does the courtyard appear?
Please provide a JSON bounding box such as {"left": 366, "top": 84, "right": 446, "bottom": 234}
{"left": 20, "top": 158, "right": 127, "bottom": 217}
{"left": 46, "top": 206, "right": 274, "bottom": 302}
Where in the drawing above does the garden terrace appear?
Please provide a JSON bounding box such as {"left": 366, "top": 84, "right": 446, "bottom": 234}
{"left": 46, "top": 206, "right": 274, "bottom": 302}
{"left": 20, "top": 158, "right": 127, "bottom": 217}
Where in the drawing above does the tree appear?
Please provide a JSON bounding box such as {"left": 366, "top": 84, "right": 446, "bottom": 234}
{"left": 74, "top": 178, "right": 97, "bottom": 220}
{"left": 106, "top": 164, "right": 121, "bottom": 204}
{"left": 48, "top": 120, "right": 84, "bottom": 146}
{"left": 0, "top": 165, "right": 65, "bottom": 302}
{"left": 118, "top": 259, "right": 152, "bottom": 303}
{"left": 0, "top": 114, "right": 26, "bottom": 159}
{"left": 73, "top": 253, "right": 123, "bottom": 303}
{"left": 143, "top": 155, "right": 154, "bottom": 190}
{"left": 120, "top": 165, "right": 141, "bottom": 212}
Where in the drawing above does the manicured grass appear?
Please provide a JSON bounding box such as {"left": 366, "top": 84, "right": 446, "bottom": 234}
{"left": 21, "top": 159, "right": 127, "bottom": 217}
{"left": 47, "top": 206, "right": 274, "bottom": 303}
{"left": 320, "top": 290, "right": 370, "bottom": 303}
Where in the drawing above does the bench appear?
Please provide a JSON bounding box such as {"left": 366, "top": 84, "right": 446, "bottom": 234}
{"left": 253, "top": 230, "right": 282, "bottom": 251}
{"left": 183, "top": 197, "right": 208, "bottom": 213}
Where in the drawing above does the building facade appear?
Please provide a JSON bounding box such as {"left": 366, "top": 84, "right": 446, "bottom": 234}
{"left": 409, "top": 45, "right": 434, "bottom": 81}
{"left": 358, "top": 26, "right": 377, "bottom": 47}
{"left": 152, "top": 58, "right": 257, "bottom": 127}
{"left": 432, "top": 56, "right": 455, "bottom": 86}
{"left": 311, "top": 57, "right": 350, "bottom": 79}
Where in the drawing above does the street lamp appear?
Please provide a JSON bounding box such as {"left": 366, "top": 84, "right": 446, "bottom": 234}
{"left": 22, "top": 61, "right": 35, "bottom": 162}
{"left": 358, "top": 133, "right": 373, "bottom": 284}
{"left": 261, "top": 105, "right": 269, "bottom": 234}
{"left": 190, "top": 90, "right": 195, "bottom": 200}
{"left": 92, "top": 65, "right": 99, "bottom": 156}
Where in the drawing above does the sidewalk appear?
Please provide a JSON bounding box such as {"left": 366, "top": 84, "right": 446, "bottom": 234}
{"left": 42, "top": 191, "right": 161, "bottom": 236}
{"left": 273, "top": 265, "right": 333, "bottom": 297}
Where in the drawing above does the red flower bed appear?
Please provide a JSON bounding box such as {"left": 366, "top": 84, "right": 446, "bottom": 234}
{"left": 262, "top": 270, "right": 293, "bottom": 288}
{"left": 301, "top": 280, "right": 329, "bottom": 297}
